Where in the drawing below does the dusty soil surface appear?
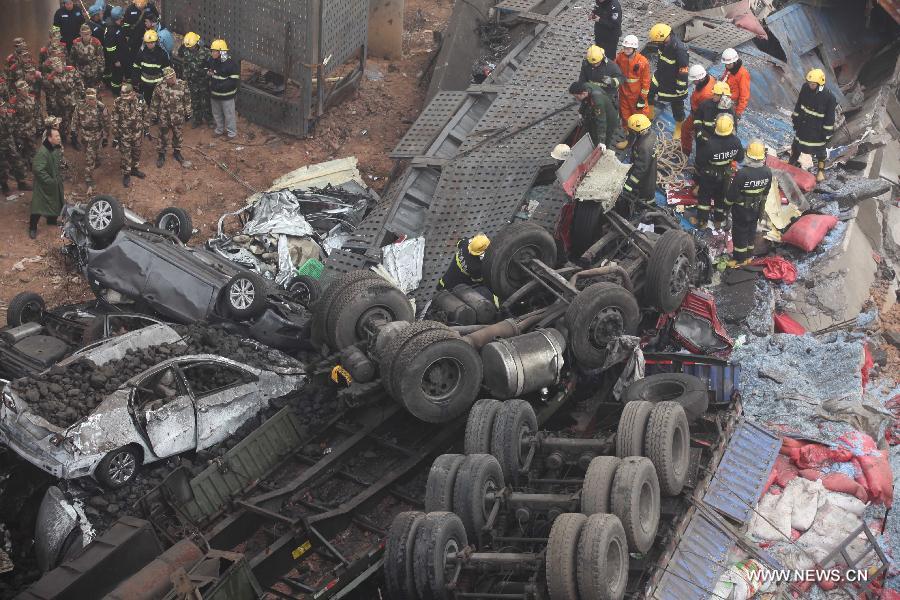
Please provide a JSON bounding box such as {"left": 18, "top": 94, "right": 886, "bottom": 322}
{"left": 0, "top": 0, "right": 451, "bottom": 323}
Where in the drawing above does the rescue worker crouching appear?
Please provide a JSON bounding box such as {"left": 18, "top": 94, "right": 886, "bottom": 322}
{"left": 439, "top": 234, "right": 491, "bottom": 294}
{"left": 569, "top": 81, "right": 619, "bottom": 152}
{"left": 619, "top": 114, "right": 658, "bottom": 212}
{"left": 693, "top": 113, "right": 744, "bottom": 228}
{"left": 646, "top": 22, "right": 689, "bottom": 140}
{"left": 789, "top": 68, "right": 836, "bottom": 183}
{"left": 579, "top": 45, "right": 628, "bottom": 150}
{"left": 725, "top": 140, "right": 772, "bottom": 266}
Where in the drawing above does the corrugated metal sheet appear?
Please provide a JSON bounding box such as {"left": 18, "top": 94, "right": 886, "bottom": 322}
{"left": 703, "top": 419, "right": 781, "bottom": 524}
{"left": 652, "top": 509, "right": 734, "bottom": 600}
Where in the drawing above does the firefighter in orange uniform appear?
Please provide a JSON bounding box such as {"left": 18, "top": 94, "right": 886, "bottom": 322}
{"left": 721, "top": 48, "right": 750, "bottom": 123}
{"left": 614, "top": 34, "right": 651, "bottom": 127}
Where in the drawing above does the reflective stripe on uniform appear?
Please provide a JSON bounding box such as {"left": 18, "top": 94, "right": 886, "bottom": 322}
{"left": 640, "top": 88, "right": 650, "bottom": 94}
{"left": 141, "top": 62, "right": 162, "bottom": 69}
{"left": 709, "top": 159, "right": 732, "bottom": 166}
{"left": 651, "top": 75, "right": 658, "bottom": 86}
{"left": 800, "top": 104, "right": 824, "bottom": 118}
{"left": 141, "top": 75, "right": 162, "bottom": 83}
{"left": 626, "top": 77, "right": 639, "bottom": 83}
{"left": 211, "top": 89, "right": 235, "bottom": 97}
{"left": 659, "top": 54, "right": 675, "bottom": 64}
{"left": 795, "top": 138, "right": 825, "bottom": 147}
{"left": 822, "top": 124, "right": 833, "bottom": 130}
{"left": 623, "top": 182, "right": 634, "bottom": 192}
{"left": 105, "top": 45, "right": 116, "bottom": 51}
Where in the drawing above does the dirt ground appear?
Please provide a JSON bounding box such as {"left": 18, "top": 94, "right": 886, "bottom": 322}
{"left": 0, "top": 0, "right": 451, "bottom": 322}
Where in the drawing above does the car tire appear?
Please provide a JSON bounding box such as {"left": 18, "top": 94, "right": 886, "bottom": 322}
{"left": 95, "top": 446, "right": 140, "bottom": 489}
{"left": 311, "top": 270, "right": 381, "bottom": 346}
{"left": 7, "top": 291, "right": 45, "bottom": 327}
{"left": 85, "top": 195, "right": 126, "bottom": 241}
{"left": 327, "top": 277, "right": 414, "bottom": 351}
{"left": 576, "top": 513, "right": 629, "bottom": 600}
{"left": 565, "top": 282, "right": 639, "bottom": 369}
{"left": 644, "top": 229, "right": 695, "bottom": 313}
{"left": 621, "top": 373, "right": 709, "bottom": 423}
{"left": 546, "top": 513, "right": 586, "bottom": 600}
{"left": 223, "top": 271, "right": 268, "bottom": 321}
{"left": 154, "top": 207, "right": 193, "bottom": 243}
{"left": 490, "top": 399, "right": 537, "bottom": 486}
{"left": 385, "top": 511, "right": 425, "bottom": 600}
{"left": 616, "top": 400, "right": 654, "bottom": 458}
{"left": 452, "top": 454, "right": 505, "bottom": 540}
{"left": 570, "top": 201, "right": 604, "bottom": 260}
{"left": 483, "top": 222, "right": 557, "bottom": 299}
{"left": 610, "top": 456, "right": 660, "bottom": 553}
{"left": 424, "top": 454, "right": 466, "bottom": 513}
{"left": 581, "top": 456, "right": 620, "bottom": 515}
{"left": 464, "top": 399, "right": 502, "bottom": 455}
{"left": 412, "top": 512, "right": 467, "bottom": 600}
{"left": 285, "top": 274, "right": 323, "bottom": 307}
{"left": 644, "top": 401, "right": 691, "bottom": 496}
{"left": 392, "top": 331, "right": 482, "bottom": 423}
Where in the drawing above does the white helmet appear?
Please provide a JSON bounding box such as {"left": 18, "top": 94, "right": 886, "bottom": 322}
{"left": 721, "top": 48, "right": 739, "bottom": 64}
{"left": 688, "top": 64, "right": 707, "bottom": 82}
{"left": 550, "top": 144, "right": 571, "bottom": 161}
{"left": 622, "top": 34, "right": 639, "bottom": 49}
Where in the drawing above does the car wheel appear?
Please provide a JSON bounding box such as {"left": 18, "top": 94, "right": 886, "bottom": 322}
{"left": 644, "top": 229, "right": 695, "bottom": 313}
{"left": 96, "top": 446, "right": 140, "bottom": 488}
{"left": 6, "top": 291, "right": 45, "bottom": 327}
{"left": 483, "top": 222, "right": 557, "bottom": 299}
{"left": 224, "top": 272, "right": 268, "bottom": 321}
{"left": 155, "top": 207, "right": 193, "bottom": 243}
{"left": 565, "top": 282, "right": 639, "bottom": 369}
{"left": 85, "top": 195, "right": 125, "bottom": 241}
{"left": 285, "top": 274, "right": 323, "bottom": 307}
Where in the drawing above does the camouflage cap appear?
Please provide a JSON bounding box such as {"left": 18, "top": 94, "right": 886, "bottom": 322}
{"left": 85, "top": 87, "right": 97, "bottom": 98}
{"left": 162, "top": 66, "right": 175, "bottom": 79}
{"left": 120, "top": 83, "right": 134, "bottom": 96}
{"left": 80, "top": 23, "right": 92, "bottom": 34}
{"left": 13, "top": 37, "right": 27, "bottom": 48}
{"left": 15, "top": 79, "right": 29, "bottom": 91}
{"left": 50, "top": 25, "right": 61, "bottom": 35}
{"left": 45, "top": 115, "right": 62, "bottom": 128}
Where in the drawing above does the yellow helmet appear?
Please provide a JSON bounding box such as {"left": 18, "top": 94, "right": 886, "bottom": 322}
{"left": 183, "top": 32, "right": 200, "bottom": 48}
{"left": 806, "top": 68, "right": 826, "bottom": 86}
{"left": 586, "top": 45, "right": 605, "bottom": 65}
{"left": 134, "top": 0, "right": 147, "bottom": 8}
{"left": 468, "top": 234, "right": 490, "bottom": 256}
{"left": 143, "top": 29, "right": 158, "bottom": 43}
{"left": 649, "top": 23, "right": 672, "bottom": 43}
{"left": 714, "top": 113, "right": 735, "bottom": 136}
{"left": 712, "top": 81, "right": 731, "bottom": 96}
{"left": 627, "top": 114, "right": 652, "bottom": 133}
{"left": 210, "top": 39, "right": 228, "bottom": 51}
{"left": 747, "top": 140, "right": 766, "bottom": 161}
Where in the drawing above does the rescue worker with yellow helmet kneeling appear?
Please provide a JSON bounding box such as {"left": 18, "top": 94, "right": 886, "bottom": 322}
{"left": 439, "top": 234, "right": 491, "bottom": 291}
{"left": 693, "top": 113, "right": 744, "bottom": 228}
{"left": 726, "top": 140, "right": 772, "bottom": 266}
{"left": 789, "top": 68, "right": 836, "bottom": 183}
{"left": 620, "top": 114, "right": 658, "bottom": 210}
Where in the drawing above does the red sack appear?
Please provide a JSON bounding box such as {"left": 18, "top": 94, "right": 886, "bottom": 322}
{"left": 774, "top": 312, "right": 806, "bottom": 334}
{"left": 781, "top": 214, "right": 839, "bottom": 252}
{"left": 749, "top": 256, "right": 797, "bottom": 284}
{"left": 799, "top": 469, "right": 869, "bottom": 502}
{"left": 858, "top": 450, "right": 893, "bottom": 506}
{"left": 774, "top": 454, "right": 799, "bottom": 487}
{"left": 796, "top": 443, "right": 852, "bottom": 469}
{"left": 861, "top": 343, "right": 874, "bottom": 389}
{"left": 766, "top": 155, "right": 817, "bottom": 192}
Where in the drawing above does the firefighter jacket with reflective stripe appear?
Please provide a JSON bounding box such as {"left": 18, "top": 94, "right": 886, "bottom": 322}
{"left": 133, "top": 44, "right": 170, "bottom": 84}
{"left": 652, "top": 36, "right": 689, "bottom": 99}
{"left": 622, "top": 130, "right": 658, "bottom": 201}
{"left": 103, "top": 24, "right": 129, "bottom": 64}
{"left": 592, "top": 0, "right": 622, "bottom": 32}
{"left": 722, "top": 61, "right": 750, "bottom": 116}
{"left": 726, "top": 164, "right": 772, "bottom": 209}
{"left": 440, "top": 238, "right": 484, "bottom": 288}
{"left": 579, "top": 58, "right": 623, "bottom": 93}
{"left": 792, "top": 85, "right": 836, "bottom": 149}
{"left": 694, "top": 96, "right": 735, "bottom": 141}
{"left": 695, "top": 134, "right": 744, "bottom": 178}
{"left": 208, "top": 57, "right": 240, "bottom": 99}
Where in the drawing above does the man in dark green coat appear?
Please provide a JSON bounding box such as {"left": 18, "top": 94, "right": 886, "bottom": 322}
{"left": 30, "top": 127, "right": 64, "bottom": 239}
{"left": 569, "top": 80, "right": 620, "bottom": 151}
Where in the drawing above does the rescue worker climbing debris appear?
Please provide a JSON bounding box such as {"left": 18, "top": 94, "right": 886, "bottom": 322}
{"left": 569, "top": 80, "right": 619, "bottom": 152}
{"left": 151, "top": 66, "right": 191, "bottom": 168}
{"left": 646, "top": 22, "right": 689, "bottom": 140}
{"left": 693, "top": 81, "right": 734, "bottom": 150}
{"left": 579, "top": 45, "right": 622, "bottom": 97}
{"left": 177, "top": 32, "right": 212, "bottom": 128}
{"left": 693, "top": 113, "right": 744, "bottom": 228}
{"left": 789, "top": 68, "right": 836, "bottom": 183}
{"left": 133, "top": 28, "right": 170, "bottom": 104}
{"left": 439, "top": 234, "right": 491, "bottom": 290}
{"left": 680, "top": 64, "right": 715, "bottom": 156}
{"left": 614, "top": 34, "right": 650, "bottom": 127}
{"left": 70, "top": 23, "right": 105, "bottom": 89}
{"left": 104, "top": 7, "right": 128, "bottom": 95}
{"left": 720, "top": 48, "right": 750, "bottom": 122}
{"left": 72, "top": 87, "right": 110, "bottom": 187}
{"left": 726, "top": 139, "right": 772, "bottom": 265}
{"left": 620, "top": 113, "right": 658, "bottom": 210}
{"left": 208, "top": 39, "right": 239, "bottom": 139}
{"left": 114, "top": 82, "right": 147, "bottom": 187}
{"left": 589, "top": 0, "right": 621, "bottom": 60}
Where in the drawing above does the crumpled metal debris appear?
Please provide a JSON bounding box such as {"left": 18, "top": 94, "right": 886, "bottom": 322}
{"left": 602, "top": 335, "right": 645, "bottom": 399}
{"left": 0, "top": 523, "right": 12, "bottom": 574}
{"left": 575, "top": 151, "right": 632, "bottom": 213}
{"left": 381, "top": 237, "right": 425, "bottom": 294}
{"left": 242, "top": 191, "right": 315, "bottom": 238}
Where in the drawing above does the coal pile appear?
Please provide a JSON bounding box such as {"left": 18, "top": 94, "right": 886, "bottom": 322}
{"left": 9, "top": 324, "right": 304, "bottom": 429}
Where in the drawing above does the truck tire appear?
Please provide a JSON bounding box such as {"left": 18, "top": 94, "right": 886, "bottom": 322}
{"left": 615, "top": 400, "right": 653, "bottom": 458}
{"left": 483, "top": 222, "right": 557, "bottom": 299}
{"left": 385, "top": 511, "right": 426, "bottom": 600}
{"left": 610, "top": 456, "right": 660, "bottom": 553}
{"left": 7, "top": 291, "right": 46, "bottom": 327}
{"left": 570, "top": 201, "right": 603, "bottom": 259}
{"left": 425, "top": 454, "right": 465, "bottom": 513}
{"left": 452, "top": 454, "right": 505, "bottom": 540}
{"left": 311, "top": 270, "right": 381, "bottom": 346}
{"left": 223, "top": 271, "right": 268, "bottom": 321}
{"left": 565, "top": 282, "right": 639, "bottom": 369}
{"left": 576, "top": 513, "right": 628, "bottom": 600}
{"left": 392, "top": 331, "right": 482, "bottom": 423}
{"left": 95, "top": 446, "right": 140, "bottom": 488}
{"left": 464, "top": 399, "right": 502, "bottom": 454}
{"left": 327, "top": 277, "right": 414, "bottom": 351}
{"left": 580, "top": 456, "right": 621, "bottom": 515}
{"left": 285, "top": 274, "right": 323, "bottom": 307}
{"left": 154, "top": 206, "right": 192, "bottom": 243}
{"left": 85, "top": 195, "right": 126, "bottom": 241}
{"left": 621, "top": 373, "right": 709, "bottom": 423}
{"left": 490, "top": 399, "right": 537, "bottom": 485}
{"left": 380, "top": 321, "right": 451, "bottom": 398}
{"left": 644, "top": 401, "right": 691, "bottom": 496}
{"left": 546, "top": 513, "right": 587, "bottom": 600}
{"left": 644, "top": 229, "right": 695, "bottom": 313}
{"left": 412, "top": 512, "right": 467, "bottom": 600}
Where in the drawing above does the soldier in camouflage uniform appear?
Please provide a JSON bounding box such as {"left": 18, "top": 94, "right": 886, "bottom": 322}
{"left": 40, "top": 26, "right": 66, "bottom": 68}
{"left": 150, "top": 66, "right": 190, "bottom": 167}
{"left": 70, "top": 23, "right": 105, "bottom": 89}
{"left": 10, "top": 80, "right": 39, "bottom": 164}
{"left": 45, "top": 57, "right": 85, "bottom": 148}
{"left": 0, "top": 95, "right": 31, "bottom": 194}
{"left": 113, "top": 83, "right": 147, "bottom": 187}
{"left": 19, "top": 60, "right": 44, "bottom": 126}
{"left": 73, "top": 88, "right": 110, "bottom": 186}
{"left": 6, "top": 38, "right": 31, "bottom": 92}
{"left": 176, "top": 32, "right": 211, "bottom": 128}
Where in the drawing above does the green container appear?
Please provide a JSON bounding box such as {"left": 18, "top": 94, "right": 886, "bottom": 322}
{"left": 297, "top": 258, "right": 324, "bottom": 280}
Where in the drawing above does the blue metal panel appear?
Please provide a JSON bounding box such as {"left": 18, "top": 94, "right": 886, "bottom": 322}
{"left": 653, "top": 510, "right": 734, "bottom": 600}
{"left": 703, "top": 419, "right": 781, "bottom": 524}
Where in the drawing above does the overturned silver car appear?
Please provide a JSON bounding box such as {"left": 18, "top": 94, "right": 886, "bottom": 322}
{"left": 0, "top": 325, "right": 305, "bottom": 488}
